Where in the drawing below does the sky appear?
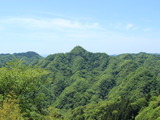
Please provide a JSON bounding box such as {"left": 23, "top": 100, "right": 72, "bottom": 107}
{"left": 0, "top": 0, "right": 160, "bottom": 55}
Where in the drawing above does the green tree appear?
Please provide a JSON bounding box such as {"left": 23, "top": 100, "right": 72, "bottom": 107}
{"left": 0, "top": 60, "right": 50, "bottom": 119}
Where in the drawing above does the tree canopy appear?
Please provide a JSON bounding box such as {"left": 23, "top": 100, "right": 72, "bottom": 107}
{"left": 1, "top": 46, "right": 160, "bottom": 119}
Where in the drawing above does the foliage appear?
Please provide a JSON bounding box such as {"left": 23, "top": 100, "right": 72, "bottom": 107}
{"left": 0, "top": 97, "right": 25, "bottom": 120}
{"left": 135, "top": 96, "right": 160, "bottom": 120}
{"left": 0, "top": 51, "right": 43, "bottom": 67}
{"left": 1, "top": 46, "right": 160, "bottom": 119}
{"left": 0, "top": 60, "right": 49, "bottom": 119}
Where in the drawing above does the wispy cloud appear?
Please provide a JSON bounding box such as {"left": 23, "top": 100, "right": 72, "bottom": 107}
{"left": 111, "top": 23, "right": 139, "bottom": 31}
{"left": 0, "top": 17, "right": 101, "bottom": 30}
{"left": 144, "top": 27, "right": 152, "bottom": 32}
{"left": 0, "top": 16, "right": 159, "bottom": 55}
{"left": 125, "top": 24, "right": 134, "bottom": 30}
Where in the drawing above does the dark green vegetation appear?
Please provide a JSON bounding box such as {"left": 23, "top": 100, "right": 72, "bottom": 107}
{"left": 0, "top": 51, "right": 43, "bottom": 67}
{"left": 0, "top": 46, "right": 160, "bottom": 120}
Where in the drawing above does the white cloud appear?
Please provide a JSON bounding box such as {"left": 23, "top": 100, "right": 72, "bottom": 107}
{"left": 0, "top": 17, "right": 100, "bottom": 30}
{"left": 125, "top": 24, "right": 134, "bottom": 30}
{"left": 110, "top": 23, "right": 139, "bottom": 31}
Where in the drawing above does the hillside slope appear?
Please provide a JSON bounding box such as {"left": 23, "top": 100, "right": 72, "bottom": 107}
{"left": 38, "top": 46, "right": 160, "bottom": 120}
{"left": 0, "top": 51, "right": 43, "bottom": 67}
{"left": 0, "top": 46, "right": 160, "bottom": 119}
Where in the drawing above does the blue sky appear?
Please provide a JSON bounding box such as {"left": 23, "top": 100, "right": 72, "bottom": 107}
{"left": 0, "top": 0, "right": 160, "bottom": 55}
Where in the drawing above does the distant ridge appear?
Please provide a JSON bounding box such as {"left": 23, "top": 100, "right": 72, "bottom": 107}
{"left": 0, "top": 51, "right": 43, "bottom": 67}
{"left": 13, "top": 51, "right": 42, "bottom": 58}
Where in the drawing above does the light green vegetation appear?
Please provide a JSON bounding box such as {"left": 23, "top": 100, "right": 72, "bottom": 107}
{"left": 0, "top": 46, "right": 160, "bottom": 120}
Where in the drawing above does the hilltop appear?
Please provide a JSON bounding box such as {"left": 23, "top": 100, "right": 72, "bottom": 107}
{"left": 0, "top": 51, "right": 43, "bottom": 67}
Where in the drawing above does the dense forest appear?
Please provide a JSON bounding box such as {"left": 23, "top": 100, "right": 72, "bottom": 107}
{"left": 0, "top": 46, "right": 160, "bottom": 120}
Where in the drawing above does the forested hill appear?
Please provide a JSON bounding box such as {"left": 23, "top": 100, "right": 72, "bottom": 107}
{"left": 0, "top": 51, "right": 42, "bottom": 67}
{"left": 1, "top": 46, "right": 160, "bottom": 120}
{"left": 37, "top": 46, "right": 160, "bottom": 120}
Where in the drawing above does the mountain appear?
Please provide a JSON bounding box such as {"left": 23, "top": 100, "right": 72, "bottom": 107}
{"left": 0, "top": 51, "right": 43, "bottom": 67}
{"left": 37, "top": 46, "right": 160, "bottom": 119}
{"left": 0, "top": 46, "right": 160, "bottom": 120}
{"left": 13, "top": 51, "right": 41, "bottom": 58}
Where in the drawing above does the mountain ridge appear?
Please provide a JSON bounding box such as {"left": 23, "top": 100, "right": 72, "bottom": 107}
{"left": 0, "top": 51, "right": 43, "bottom": 67}
{"left": 1, "top": 46, "right": 160, "bottom": 119}
{"left": 35, "top": 46, "right": 160, "bottom": 119}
